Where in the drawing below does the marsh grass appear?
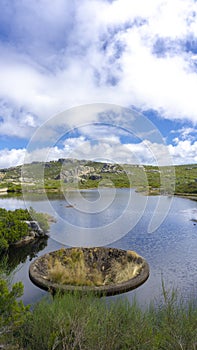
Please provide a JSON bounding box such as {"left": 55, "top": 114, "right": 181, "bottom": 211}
{"left": 15, "top": 284, "right": 197, "bottom": 350}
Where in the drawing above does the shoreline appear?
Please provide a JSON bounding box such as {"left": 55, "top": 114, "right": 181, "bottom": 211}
{"left": 174, "top": 193, "right": 197, "bottom": 201}
{"left": 1, "top": 186, "right": 197, "bottom": 200}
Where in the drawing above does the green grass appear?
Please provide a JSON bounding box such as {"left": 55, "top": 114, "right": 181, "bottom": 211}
{"left": 13, "top": 286, "right": 197, "bottom": 350}
{"left": 0, "top": 160, "right": 197, "bottom": 196}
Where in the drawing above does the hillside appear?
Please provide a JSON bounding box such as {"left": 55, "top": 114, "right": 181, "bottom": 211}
{"left": 0, "top": 158, "right": 197, "bottom": 198}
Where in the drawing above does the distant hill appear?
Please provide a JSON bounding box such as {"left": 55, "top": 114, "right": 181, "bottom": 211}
{"left": 0, "top": 158, "right": 197, "bottom": 198}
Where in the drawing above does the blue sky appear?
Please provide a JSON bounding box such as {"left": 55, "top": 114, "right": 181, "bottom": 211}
{"left": 0, "top": 0, "right": 197, "bottom": 168}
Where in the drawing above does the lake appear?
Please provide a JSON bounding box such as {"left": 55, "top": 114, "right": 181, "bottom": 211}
{"left": 1, "top": 189, "right": 197, "bottom": 307}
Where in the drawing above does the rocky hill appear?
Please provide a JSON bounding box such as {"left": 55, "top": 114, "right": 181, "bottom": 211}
{"left": 0, "top": 158, "right": 197, "bottom": 197}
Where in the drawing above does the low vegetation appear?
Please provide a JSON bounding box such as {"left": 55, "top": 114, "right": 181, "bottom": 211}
{"left": 0, "top": 207, "right": 49, "bottom": 253}
{"left": 1, "top": 255, "right": 196, "bottom": 350}
{"left": 0, "top": 279, "right": 29, "bottom": 347}
{"left": 0, "top": 159, "right": 196, "bottom": 197}
{"left": 0, "top": 260, "right": 29, "bottom": 348}
{"left": 29, "top": 207, "right": 50, "bottom": 233}
{"left": 4, "top": 286, "right": 196, "bottom": 350}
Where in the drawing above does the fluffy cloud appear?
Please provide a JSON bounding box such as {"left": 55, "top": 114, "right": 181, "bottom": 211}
{"left": 0, "top": 136, "right": 196, "bottom": 169}
{"left": 0, "top": 0, "right": 197, "bottom": 167}
{"left": 22, "top": 135, "right": 174, "bottom": 167}
{"left": 171, "top": 126, "right": 197, "bottom": 142}
{"left": 0, "top": 148, "right": 26, "bottom": 169}
{"left": 0, "top": 0, "right": 197, "bottom": 126}
{"left": 168, "top": 140, "right": 197, "bottom": 164}
{"left": 0, "top": 101, "right": 37, "bottom": 138}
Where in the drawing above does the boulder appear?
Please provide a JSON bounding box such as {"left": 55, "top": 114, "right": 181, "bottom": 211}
{"left": 25, "top": 221, "right": 44, "bottom": 236}
{"left": 89, "top": 174, "right": 102, "bottom": 180}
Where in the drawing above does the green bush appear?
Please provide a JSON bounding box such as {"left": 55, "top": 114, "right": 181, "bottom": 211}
{"left": 0, "top": 277, "right": 29, "bottom": 346}
{"left": 29, "top": 207, "right": 49, "bottom": 232}
{"left": 7, "top": 183, "right": 22, "bottom": 193}
{"left": 16, "top": 288, "right": 197, "bottom": 350}
{"left": 0, "top": 207, "right": 49, "bottom": 253}
{"left": 0, "top": 208, "right": 29, "bottom": 252}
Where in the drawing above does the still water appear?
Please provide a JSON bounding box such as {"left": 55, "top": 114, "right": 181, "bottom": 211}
{"left": 1, "top": 189, "right": 197, "bottom": 306}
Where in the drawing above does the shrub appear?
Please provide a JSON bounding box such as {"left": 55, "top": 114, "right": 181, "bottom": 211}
{"left": 29, "top": 207, "right": 49, "bottom": 232}
{"left": 0, "top": 278, "right": 29, "bottom": 347}
{"left": 0, "top": 207, "right": 50, "bottom": 253}
{"left": 16, "top": 288, "right": 197, "bottom": 350}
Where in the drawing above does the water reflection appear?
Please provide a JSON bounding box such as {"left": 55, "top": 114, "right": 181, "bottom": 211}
{"left": 6, "top": 237, "right": 48, "bottom": 273}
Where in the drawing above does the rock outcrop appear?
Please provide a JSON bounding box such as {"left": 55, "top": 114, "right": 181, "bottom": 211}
{"left": 13, "top": 221, "right": 46, "bottom": 247}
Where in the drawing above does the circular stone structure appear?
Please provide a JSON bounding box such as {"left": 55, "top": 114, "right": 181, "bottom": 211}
{"left": 29, "top": 247, "right": 149, "bottom": 296}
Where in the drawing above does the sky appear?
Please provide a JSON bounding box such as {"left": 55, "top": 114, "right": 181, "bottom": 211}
{"left": 0, "top": 0, "right": 197, "bottom": 168}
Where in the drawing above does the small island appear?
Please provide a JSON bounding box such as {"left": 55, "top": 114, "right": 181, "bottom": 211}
{"left": 29, "top": 247, "right": 149, "bottom": 296}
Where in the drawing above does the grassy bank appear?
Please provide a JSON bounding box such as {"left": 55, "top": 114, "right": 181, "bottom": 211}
{"left": 6, "top": 286, "right": 196, "bottom": 350}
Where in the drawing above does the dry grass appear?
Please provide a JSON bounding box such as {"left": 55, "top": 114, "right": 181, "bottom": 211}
{"left": 111, "top": 261, "right": 143, "bottom": 284}
{"left": 47, "top": 251, "right": 103, "bottom": 287}
{"left": 46, "top": 248, "right": 143, "bottom": 287}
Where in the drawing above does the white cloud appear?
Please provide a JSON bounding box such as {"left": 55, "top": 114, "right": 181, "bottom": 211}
{"left": 0, "top": 136, "right": 196, "bottom": 169}
{"left": 0, "top": 148, "right": 26, "bottom": 168}
{"left": 22, "top": 114, "right": 36, "bottom": 128}
{"left": 0, "top": 0, "right": 197, "bottom": 167}
{"left": 78, "top": 125, "right": 123, "bottom": 143}
{"left": 26, "top": 138, "right": 197, "bottom": 166}
{"left": 24, "top": 136, "right": 173, "bottom": 166}
{"left": 0, "top": 101, "right": 37, "bottom": 138}
{"left": 0, "top": 0, "right": 197, "bottom": 127}
{"left": 168, "top": 140, "right": 197, "bottom": 164}
{"left": 171, "top": 126, "right": 197, "bottom": 141}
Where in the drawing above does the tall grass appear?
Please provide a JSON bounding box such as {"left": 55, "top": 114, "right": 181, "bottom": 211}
{"left": 46, "top": 248, "right": 143, "bottom": 287}
{"left": 15, "top": 285, "right": 197, "bottom": 350}
{"left": 47, "top": 251, "right": 104, "bottom": 287}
